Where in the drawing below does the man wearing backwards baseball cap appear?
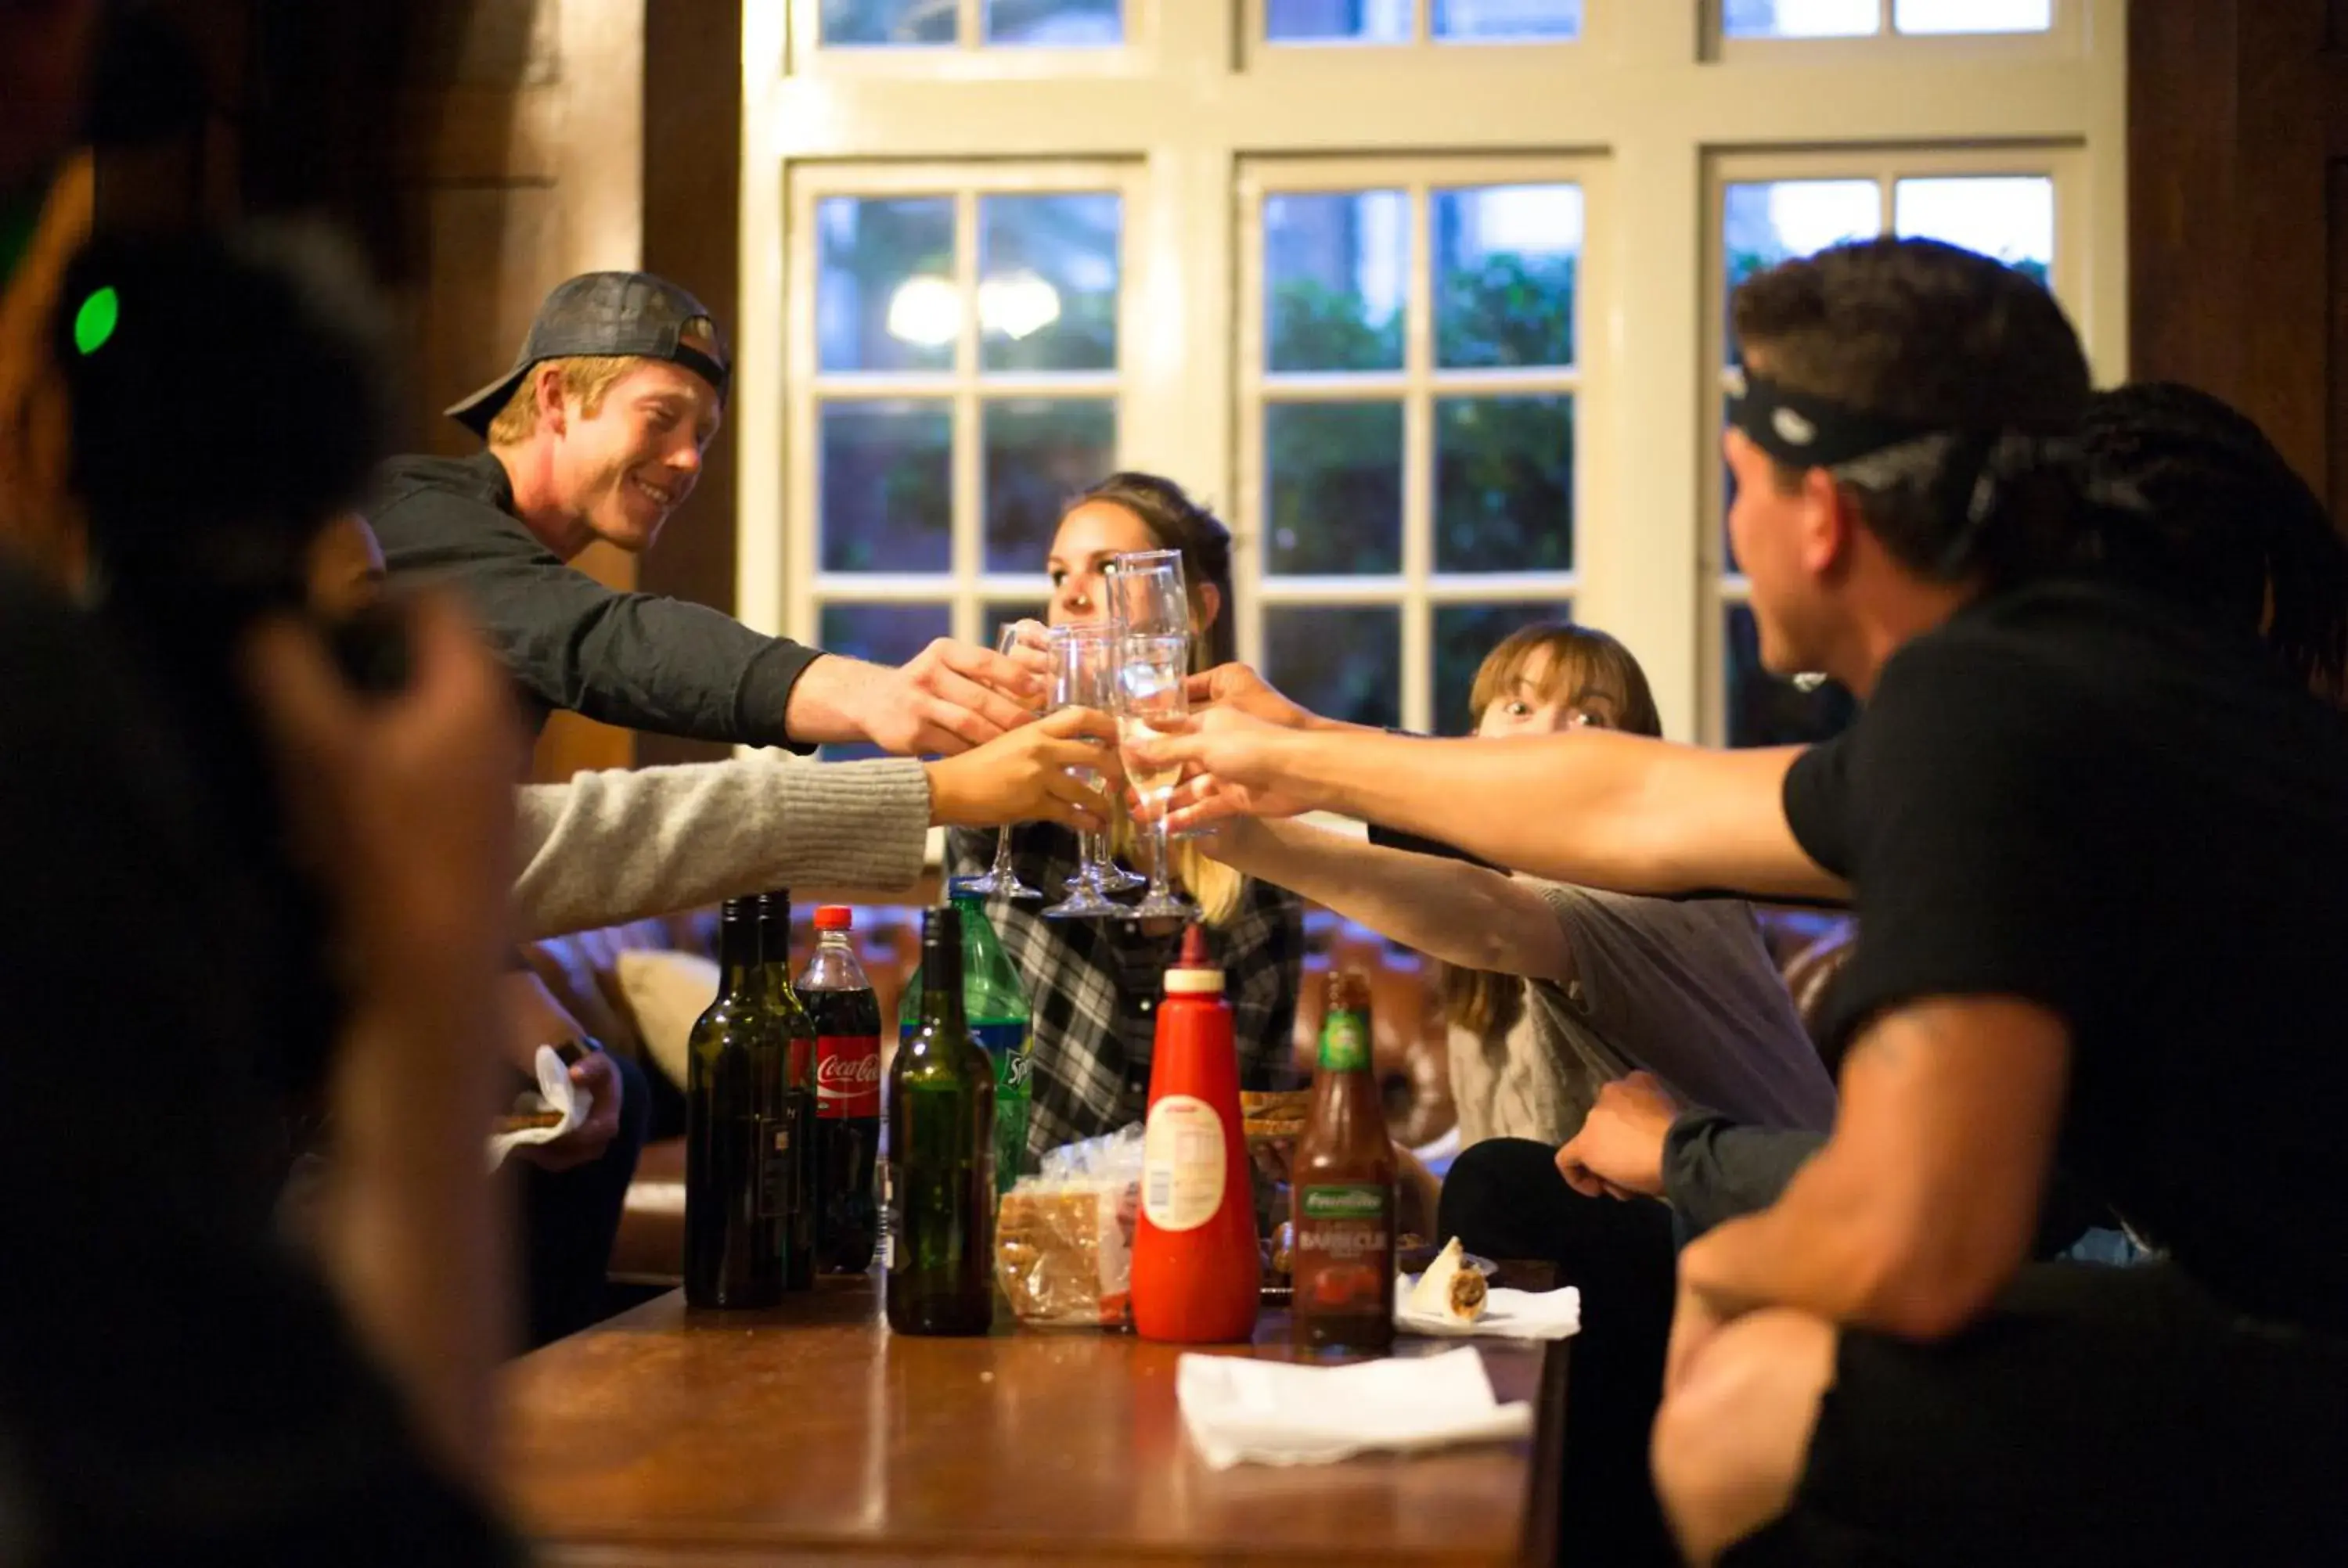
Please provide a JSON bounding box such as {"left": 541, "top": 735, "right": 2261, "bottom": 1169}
{"left": 369, "top": 270, "right": 1035, "bottom": 755}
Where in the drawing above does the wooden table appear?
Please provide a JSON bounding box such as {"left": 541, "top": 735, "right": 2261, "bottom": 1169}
{"left": 504, "top": 1277, "right": 1568, "bottom": 1566}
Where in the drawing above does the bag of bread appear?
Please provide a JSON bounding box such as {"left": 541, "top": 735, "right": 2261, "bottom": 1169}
{"left": 994, "top": 1124, "right": 1143, "bottom": 1329}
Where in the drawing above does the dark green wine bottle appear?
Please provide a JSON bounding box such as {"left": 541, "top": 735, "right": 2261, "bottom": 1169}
{"left": 884, "top": 904, "right": 996, "bottom": 1336}
{"left": 685, "top": 897, "right": 786, "bottom": 1308}
{"left": 756, "top": 890, "right": 818, "bottom": 1292}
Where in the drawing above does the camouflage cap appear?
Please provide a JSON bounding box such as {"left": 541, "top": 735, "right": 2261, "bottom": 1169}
{"left": 444, "top": 271, "right": 729, "bottom": 437}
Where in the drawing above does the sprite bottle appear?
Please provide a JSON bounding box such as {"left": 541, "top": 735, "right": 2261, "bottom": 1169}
{"left": 896, "top": 882, "right": 1032, "bottom": 1194}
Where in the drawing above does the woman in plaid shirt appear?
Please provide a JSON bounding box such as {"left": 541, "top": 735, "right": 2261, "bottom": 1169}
{"left": 948, "top": 473, "right": 1306, "bottom": 1160}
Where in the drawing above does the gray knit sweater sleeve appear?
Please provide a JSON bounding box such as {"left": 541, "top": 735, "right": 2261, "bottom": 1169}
{"left": 512, "top": 755, "right": 932, "bottom": 940}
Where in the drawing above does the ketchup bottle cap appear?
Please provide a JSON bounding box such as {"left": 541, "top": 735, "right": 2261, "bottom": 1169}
{"left": 1165, "top": 923, "right": 1224, "bottom": 994}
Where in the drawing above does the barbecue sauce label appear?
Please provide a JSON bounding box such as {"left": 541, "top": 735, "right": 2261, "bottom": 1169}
{"left": 1317, "top": 1010, "right": 1370, "bottom": 1072}
{"left": 1292, "top": 1181, "right": 1395, "bottom": 1316}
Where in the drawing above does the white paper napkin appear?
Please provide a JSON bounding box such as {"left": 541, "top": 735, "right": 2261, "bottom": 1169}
{"left": 1394, "top": 1274, "right": 1583, "bottom": 1340}
{"left": 1176, "top": 1346, "right": 1533, "bottom": 1470}
{"left": 485, "top": 1045, "right": 591, "bottom": 1171}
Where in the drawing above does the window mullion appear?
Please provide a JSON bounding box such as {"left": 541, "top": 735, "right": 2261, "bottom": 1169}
{"left": 1401, "top": 180, "right": 1436, "bottom": 735}
{"left": 953, "top": 192, "right": 982, "bottom": 628}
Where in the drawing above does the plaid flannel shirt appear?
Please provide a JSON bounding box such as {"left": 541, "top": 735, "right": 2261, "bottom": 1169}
{"left": 946, "top": 825, "right": 1306, "bottom": 1160}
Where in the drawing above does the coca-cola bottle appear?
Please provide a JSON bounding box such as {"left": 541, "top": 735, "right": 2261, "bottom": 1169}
{"left": 798, "top": 904, "right": 881, "bottom": 1273}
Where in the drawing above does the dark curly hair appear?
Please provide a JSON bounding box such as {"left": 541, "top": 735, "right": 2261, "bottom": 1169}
{"left": 2080, "top": 382, "right": 2348, "bottom": 699}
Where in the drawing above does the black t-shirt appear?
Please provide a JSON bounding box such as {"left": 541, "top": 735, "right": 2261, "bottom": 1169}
{"left": 368, "top": 451, "right": 819, "bottom": 749}
{"left": 1784, "top": 578, "right": 2348, "bottom": 1332}
{"left": 0, "top": 561, "right": 515, "bottom": 1563}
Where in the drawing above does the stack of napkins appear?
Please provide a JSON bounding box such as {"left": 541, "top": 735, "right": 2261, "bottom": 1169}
{"left": 1395, "top": 1277, "right": 1582, "bottom": 1340}
{"left": 1177, "top": 1347, "right": 1533, "bottom": 1469}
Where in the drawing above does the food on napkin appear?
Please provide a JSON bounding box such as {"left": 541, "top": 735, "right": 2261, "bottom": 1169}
{"left": 1406, "top": 1236, "right": 1488, "bottom": 1325}
{"left": 486, "top": 1045, "right": 590, "bottom": 1171}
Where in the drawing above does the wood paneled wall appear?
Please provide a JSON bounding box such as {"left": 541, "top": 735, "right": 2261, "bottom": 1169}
{"left": 2130, "top": 0, "right": 2348, "bottom": 519}
{"left": 405, "top": 0, "right": 648, "bottom": 782}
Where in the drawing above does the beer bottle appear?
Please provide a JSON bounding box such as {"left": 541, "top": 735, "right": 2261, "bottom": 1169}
{"left": 885, "top": 904, "right": 997, "bottom": 1336}
{"left": 1290, "top": 970, "right": 1396, "bottom": 1353}
{"left": 685, "top": 897, "right": 786, "bottom": 1309}
{"left": 895, "top": 882, "right": 1032, "bottom": 1195}
{"left": 756, "top": 890, "right": 819, "bottom": 1292}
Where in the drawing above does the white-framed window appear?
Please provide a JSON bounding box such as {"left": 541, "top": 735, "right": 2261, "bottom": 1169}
{"left": 1712, "top": 0, "right": 2070, "bottom": 55}
{"left": 1702, "top": 146, "right": 2088, "bottom": 746}
{"left": 1237, "top": 156, "right": 1601, "bottom": 732}
{"left": 781, "top": 160, "right": 1147, "bottom": 752}
{"left": 1253, "top": 0, "right": 1584, "bottom": 49}
{"left": 736, "top": 2, "right": 2129, "bottom": 748}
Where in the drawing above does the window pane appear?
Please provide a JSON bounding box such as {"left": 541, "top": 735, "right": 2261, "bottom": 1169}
{"left": 1264, "top": 606, "right": 1402, "bottom": 729}
{"left": 983, "top": 397, "right": 1116, "bottom": 574}
{"left": 1266, "top": 0, "right": 1413, "bottom": 43}
{"left": 1723, "top": 179, "right": 1880, "bottom": 300}
{"left": 1434, "top": 602, "right": 1569, "bottom": 734}
{"left": 1434, "top": 395, "right": 1573, "bottom": 573}
{"left": 979, "top": 193, "right": 1121, "bottom": 373}
{"left": 985, "top": 0, "right": 1123, "bottom": 44}
{"left": 817, "top": 197, "right": 956, "bottom": 374}
{"left": 1894, "top": 0, "right": 2051, "bottom": 33}
{"left": 819, "top": 603, "right": 953, "bottom": 760}
{"left": 1894, "top": 176, "right": 2054, "bottom": 284}
{"left": 819, "top": 401, "right": 953, "bottom": 573}
{"left": 1722, "top": 0, "right": 1878, "bottom": 38}
{"left": 1435, "top": 184, "right": 1580, "bottom": 369}
{"left": 1433, "top": 0, "right": 1580, "bottom": 40}
{"left": 821, "top": 0, "right": 956, "bottom": 45}
{"left": 1724, "top": 604, "right": 1857, "bottom": 748}
{"left": 1265, "top": 190, "right": 1407, "bottom": 372}
{"left": 1266, "top": 401, "right": 1403, "bottom": 574}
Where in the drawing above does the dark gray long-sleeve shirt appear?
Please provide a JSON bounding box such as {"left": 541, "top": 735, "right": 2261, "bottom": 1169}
{"left": 1663, "top": 1112, "right": 1823, "bottom": 1239}
{"left": 368, "top": 452, "right": 821, "bottom": 748}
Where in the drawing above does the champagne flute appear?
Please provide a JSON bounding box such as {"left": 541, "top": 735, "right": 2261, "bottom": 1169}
{"left": 1117, "top": 632, "right": 1193, "bottom": 919}
{"left": 1107, "top": 549, "right": 1215, "bottom": 840}
{"left": 1105, "top": 549, "right": 1188, "bottom": 638}
{"left": 956, "top": 620, "right": 1047, "bottom": 900}
{"left": 1042, "top": 626, "right": 1125, "bottom": 920}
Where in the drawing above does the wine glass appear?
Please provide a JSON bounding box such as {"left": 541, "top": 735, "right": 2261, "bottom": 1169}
{"left": 1117, "top": 632, "right": 1193, "bottom": 919}
{"left": 956, "top": 620, "right": 1047, "bottom": 900}
{"left": 1105, "top": 549, "right": 1189, "bottom": 638}
{"left": 1042, "top": 626, "right": 1126, "bottom": 920}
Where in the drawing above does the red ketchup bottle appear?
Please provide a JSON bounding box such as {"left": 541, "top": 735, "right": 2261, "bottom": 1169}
{"left": 1132, "top": 925, "right": 1262, "bottom": 1343}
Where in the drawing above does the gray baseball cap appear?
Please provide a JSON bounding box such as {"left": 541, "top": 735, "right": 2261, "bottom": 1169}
{"left": 445, "top": 271, "right": 730, "bottom": 437}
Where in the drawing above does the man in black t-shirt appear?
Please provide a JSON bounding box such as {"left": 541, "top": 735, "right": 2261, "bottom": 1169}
{"left": 1149, "top": 239, "right": 2348, "bottom": 1565}
{"left": 372, "top": 272, "right": 1037, "bottom": 754}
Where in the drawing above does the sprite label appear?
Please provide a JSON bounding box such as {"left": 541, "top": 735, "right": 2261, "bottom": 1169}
{"left": 1317, "top": 1009, "right": 1370, "bottom": 1072}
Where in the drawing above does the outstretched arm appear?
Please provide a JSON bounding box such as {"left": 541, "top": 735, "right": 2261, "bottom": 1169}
{"left": 1206, "top": 816, "right": 1575, "bottom": 985}
{"left": 1153, "top": 716, "right": 1845, "bottom": 902}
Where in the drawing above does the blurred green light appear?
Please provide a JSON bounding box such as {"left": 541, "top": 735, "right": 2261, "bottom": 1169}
{"left": 73, "top": 286, "right": 119, "bottom": 355}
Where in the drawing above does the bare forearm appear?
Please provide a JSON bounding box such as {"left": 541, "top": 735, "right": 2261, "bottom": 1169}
{"left": 1224, "top": 818, "right": 1571, "bottom": 983}
{"left": 779, "top": 653, "right": 879, "bottom": 746}
{"left": 1279, "top": 728, "right": 1840, "bottom": 901}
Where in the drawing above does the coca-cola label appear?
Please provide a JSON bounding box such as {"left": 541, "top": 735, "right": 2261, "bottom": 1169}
{"left": 816, "top": 1034, "right": 881, "bottom": 1119}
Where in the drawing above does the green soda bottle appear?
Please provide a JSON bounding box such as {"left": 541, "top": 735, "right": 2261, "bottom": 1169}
{"left": 897, "top": 880, "right": 1032, "bottom": 1193}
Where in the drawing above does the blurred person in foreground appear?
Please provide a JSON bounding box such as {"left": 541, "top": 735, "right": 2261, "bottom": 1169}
{"left": 0, "top": 218, "right": 519, "bottom": 1558}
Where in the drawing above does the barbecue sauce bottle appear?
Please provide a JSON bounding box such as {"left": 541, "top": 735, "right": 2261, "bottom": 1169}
{"left": 1290, "top": 970, "right": 1396, "bottom": 1353}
